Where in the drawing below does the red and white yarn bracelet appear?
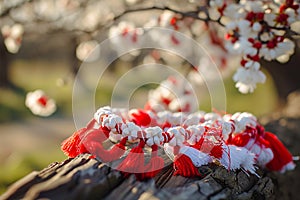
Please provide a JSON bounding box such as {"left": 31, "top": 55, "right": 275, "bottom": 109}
{"left": 61, "top": 106, "right": 296, "bottom": 180}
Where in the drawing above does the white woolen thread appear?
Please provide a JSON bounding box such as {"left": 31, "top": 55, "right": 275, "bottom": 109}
{"left": 144, "top": 126, "right": 164, "bottom": 146}
{"left": 92, "top": 106, "right": 265, "bottom": 176}
{"left": 121, "top": 122, "right": 141, "bottom": 140}
{"left": 186, "top": 125, "right": 205, "bottom": 145}
{"left": 167, "top": 126, "right": 186, "bottom": 147}
{"left": 94, "top": 106, "right": 112, "bottom": 124}
{"left": 179, "top": 146, "right": 212, "bottom": 167}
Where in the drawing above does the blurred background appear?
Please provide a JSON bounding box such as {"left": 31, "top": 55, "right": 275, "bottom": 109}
{"left": 1, "top": 0, "right": 297, "bottom": 194}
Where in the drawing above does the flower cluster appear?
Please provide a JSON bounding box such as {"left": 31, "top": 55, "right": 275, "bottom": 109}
{"left": 76, "top": 40, "right": 99, "bottom": 62}
{"left": 108, "top": 21, "right": 143, "bottom": 58}
{"left": 1, "top": 24, "right": 24, "bottom": 53}
{"left": 104, "top": 1, "right": 299, "bottom": 94}
{"left": 145, "top": 76, "right": 198, "bottom": 113}
{"left": 2, "top": 1, "right": 299, "bottom": 94}
{"left": 210, "top": 0, "right": 298, "bottom": 93}
{"left": 25, "top": 90, "right": 56, "bottom": 117}
{"left": 62, "top": 104, "right": 295, "bottom": 179}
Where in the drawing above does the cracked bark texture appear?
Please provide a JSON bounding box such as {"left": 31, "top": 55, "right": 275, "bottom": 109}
{"left": 1, "top": 153, "right": 275, "bottom": 200}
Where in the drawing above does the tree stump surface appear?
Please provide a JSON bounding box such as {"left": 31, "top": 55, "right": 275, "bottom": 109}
{"left": 2, "top": 91, "right": 300, "bottom": 200}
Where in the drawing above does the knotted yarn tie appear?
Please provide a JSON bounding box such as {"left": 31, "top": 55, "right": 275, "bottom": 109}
{"left": 61, "top": 106, "right": 296, "bottom": 181}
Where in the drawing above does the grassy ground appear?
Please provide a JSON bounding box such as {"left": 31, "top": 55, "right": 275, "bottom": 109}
{"left": 0, "top": 59, "right": 278, "bottom": 194}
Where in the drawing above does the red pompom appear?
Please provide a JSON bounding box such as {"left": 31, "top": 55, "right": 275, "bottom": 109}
{"left": 129, "top": 109, "right": 151, "bottom": 126}
{"left": 264, "top": 132, "right": 295, "bottom": 172}
{"left": 227, "top": 133, "right": 251, "bottom": 147}
{"left": 83, "top": 131, "right": 127, "bottom": 163}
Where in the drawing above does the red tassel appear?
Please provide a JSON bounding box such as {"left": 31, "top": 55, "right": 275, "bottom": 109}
{"left": 227, "top": 133, "right": 251, "bottom": 147}
{"left": 210, "top": 144, "right": 223, "bottom": 159}
{"left": 61, "top": 127, "right": 89, "bottom": 158}
{"left": 117, "top": 140, "right": 146, "bottom": 177}
{"left": 173, "top": 146, "right": 201, "bottom": 177}
{"left": 83, "top": 132, "right": 127, "bottom": 162}
{"left": 61, "top": 117, "right": 111, "bottom": 159}
{"left": 264, "top": 132, "right": 294, "bottom": 171}
{"left": 80, "top": 127, "right": 109, "bottom": 144}
{"left": 139, "top": 145, "right": 164, "bottom": 180}
{"left": 129, "top": 109, "right": 151, "bottom": 126}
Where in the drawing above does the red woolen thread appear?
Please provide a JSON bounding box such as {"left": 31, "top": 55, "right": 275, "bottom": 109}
{"left": 140, "top": 145, "right": 164, "bottom": 180}
{"left": 264, "top": 132, "right": 294, "bottom": 171}
{"left": 83, "top": 131, "right": 127, "bottom": 162}
{"left": 173, "top": 145, "right": 201, "bottom": 177}
{"left": 80, "top": 128, "right": 109, "bottom": 144}
{"left": 129, "top": 109, "right": 152, "bottom": 127}
{"left": 61, "top": 127, "right": 89, "bottom": 158}
{"left": 227, "top": 133, "right": 251, "bottom": 147}
{"left": 162, "top": 131, "right": 173, "bottom": 143}
{"left": 210, "top": 144, "right": 223, "bottom": 159}
{"left": 117, "top": 139, "right": 146, "bottom": 178}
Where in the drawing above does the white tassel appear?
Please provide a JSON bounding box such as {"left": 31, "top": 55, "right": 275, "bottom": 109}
{"left": 179, "top": 146, "right": 212, "bottom": 167}
{"left": 220, "top": 145, "right": 258, "bottom": 176}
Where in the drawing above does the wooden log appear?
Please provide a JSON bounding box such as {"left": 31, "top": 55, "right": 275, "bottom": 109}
{"left": 1, "top": 153, "right": 275, "bottom": 200}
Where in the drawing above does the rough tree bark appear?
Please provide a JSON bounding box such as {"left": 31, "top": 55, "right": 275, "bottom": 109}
{"left": 1, "top": 154, "right": 275, "bottom": 200}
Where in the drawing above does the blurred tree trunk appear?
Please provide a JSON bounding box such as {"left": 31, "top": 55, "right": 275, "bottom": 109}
{"left": 0, "top": 34, "right": 10, "bottom": 87}
{"left": 262, "top": 45, "right": 300, "bottom": 102}
{"left": 70, "top": 37, "right": 80, "bottom": 76}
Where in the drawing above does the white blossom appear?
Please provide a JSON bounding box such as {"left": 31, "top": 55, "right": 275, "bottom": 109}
{"left": 241, "top": 0, "right": 264, "bottom": 13}
{"left": 260, "top": 38, "right": 295, "bottom": 61}
{"left": 109, "top": 21, "right": 143, "bottom": 56}
{"left": 233, "top": 67, "right": 266, "bottom": 94}
{"left": 238, "top": 37, "right": 258, "bottom": 56}
{"left": 238, "top": 20, "right": 261, "bottom": 38}
{"left": 148, "top": 76, "right": 197, "bottom": 112}
{"left": 1, "top": 24, "right": 24, "bottom": 53}
{"left": 25, "top": 90, "right": 56, "bottom": 117}
{"left": 76, "top": 40, "right": 99, "bottom": 62}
